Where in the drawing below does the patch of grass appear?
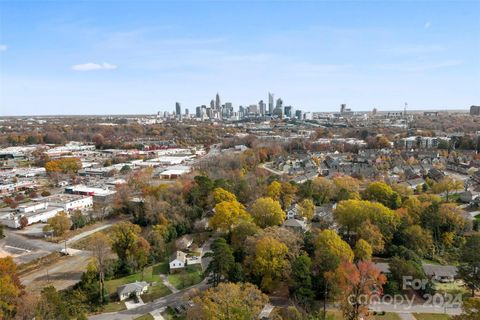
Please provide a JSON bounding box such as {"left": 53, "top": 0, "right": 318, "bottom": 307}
{"left": 102, "top": 301, "right": 126, "bottom": 313}
{"left": 167, "top": 265, "right": 203, "bottom": 290}
{"left": 105, "top": 263, "right": 163, "bottom": 294}
{"left": 141, "top": 282, "right": 171, "bottom": 302}
{"left": 413, "top": 313, "right": 451, "bottom": 320}
{"left": 134, "top": 314, "right": 154, "bottom": 320}
{"left": 372, "top": 313, "right": 402, "bottom": 320}
{"left": 433, "top": 282, "right": 468, "bottom": 297}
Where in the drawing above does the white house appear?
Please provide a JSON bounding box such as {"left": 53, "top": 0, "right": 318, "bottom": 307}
{"left": 169, "top": 251, "right": 187, "bottom": 271}
{"left": 116, "top": 281, "right": 149, "bottom": 301}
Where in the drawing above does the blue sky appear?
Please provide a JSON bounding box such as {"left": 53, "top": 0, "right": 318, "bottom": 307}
{"left": 0, "top": 1, "right": 479, "bottom": 115}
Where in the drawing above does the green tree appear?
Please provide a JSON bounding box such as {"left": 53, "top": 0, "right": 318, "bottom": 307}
{"left": 291, "top": 254, "right": 315, "bottom": 307}
{"left": 205, "top": 238, "right": 235, "bottom": 286}
{"left": 251, "top": 197, "right": 285, "bottom": 228}
{"left": 458, "top": 233, "right": 480, "bottom": 297}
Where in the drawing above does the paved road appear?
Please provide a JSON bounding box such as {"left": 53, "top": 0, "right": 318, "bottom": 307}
{"left": 370, "top": 302, "right": 461, "bottom": 316}
{"left": 89, "top": 279, "right": 211, "bottom": 320}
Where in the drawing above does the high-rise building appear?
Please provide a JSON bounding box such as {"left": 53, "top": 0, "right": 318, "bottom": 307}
{"left": 295, "top": 110, "right": 303, "bottom": 119}
{"left": 284, "top": 106, "right": 292, "bottom": 118}
{"left": 185, "top": 108, "right": 189, "bottom": 116}
{"left": 275, "top": 98, "right": 283, "bottom": 110}
{"left": 196, "top": 106, "right": 202, "bottom": 118}
{"left": 259, "top": 100, "right": 266, "bottom": 116}
{"left": 210, "top": 99, "right": 215, "bottom": 109}
{"left": 470, "top": 105, "right": 480, "bottom": 116}
{"left": 215, "top": 93, "right": 221, "bottom": 110}
{"left": 175, "top": 102, "right": 181, "bottom": 116}
{"left": 268, "top": 92, "right": 274, "bottom": 114}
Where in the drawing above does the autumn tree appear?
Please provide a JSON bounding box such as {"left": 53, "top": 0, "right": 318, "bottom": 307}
{"left": 252, "top": 236, "right": 289, "bottom": 291}
{"left": 45, "top": 157, "right": 82, "bottom": 174}
{"left": 334, "top": 199, "right": 399, "bottom": 243}
{"left": 400, "top": 225, "right": 434, "bottom": 257}
{"left": 354, "top": 239, "right": 372, "bottom": 262}
{"left": 85, "top": 232, "right": 111, "bottom": 303}
{"left": 210, "top": 200, "right": 251, "bottom": 232}
{"left": 298, "top": 198, "right": 315, "bottom": 221}
{"left": 362, "top": 181, "right": 401, "bottom": 209}
{"left": 327, "top": 261, "right": 386, "bottom": 320}
{"left": 0, "top": 257, "right": 23, "bottom": 319}
{"left": 187, "top": 282, "right": 268, "bottom": 320}
{"left": 314, "top": 229, "right": 354, "bottom": 274}
{"left": 212, "top": 187, "right": 237, "bottom": 204}
{"left": 431, "top": 177, "right": 463, "bottom": 201}
{"left": 44, "top": 211, "right": 71, "bottom": 236}
{"left": 110, "top": 221, "right": 142, "bottom": 272}
{"left": 357, "top": 220, "right": 385, "bottom": 254}
{"left": 129, "top": 236, "right": 151, "bottom": 275}
{"left": 19, "top": 216, "right": 29, "bottom": 229}
{"left": 250, "top": 197, "right": 285, "bottom": 228}
{"left": 332, "top": 176, "right": 360, "bottom": 201}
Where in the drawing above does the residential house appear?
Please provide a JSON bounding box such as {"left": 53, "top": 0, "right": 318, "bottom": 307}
{"left": 170, "top": 251, "right": 187, "bottom": 271}
{"left": 117, "top": 281, "right": 149, "bottom": 301}
{"left": 422, "top": 264, "right": 458, "bottom": 283}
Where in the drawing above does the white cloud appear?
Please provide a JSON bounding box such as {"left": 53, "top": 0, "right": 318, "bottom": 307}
{"left": 0, "top": 44, "right": 7, "bottom": 52}
{"left": 424, "top": 22, "right": 431, "bottom": 29}
{"left": 71, "top": 62, "right": 118, "bottom": 71}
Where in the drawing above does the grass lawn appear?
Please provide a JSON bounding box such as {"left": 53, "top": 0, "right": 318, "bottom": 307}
{"left": 433, "top": 282, "right": 468, "bottom": 297}
{"left": 134, "top": 314, "right": 154, "bottom": 320}
{"left": 105, "top": 263, "right": 164, "bottom": 294}
{"left": 141, "top": 282, "right": 172, "bottom": 302}
{"left": 167, "top": 265, "right": 203, "bottom": 290}
{"left": 413, "top": 313, "right": 451, "bottom": 320}
{"left": 102, "top": 301, "right": 126, "bottom": 313}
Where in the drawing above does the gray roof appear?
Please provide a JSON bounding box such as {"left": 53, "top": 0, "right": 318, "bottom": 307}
{"left": 117, "top": 281, "right": 148, "bottom": 296}
{"left": 422, "top": 264, "right": 458, "bottom": 278}
{"left": 170, "top": 250, "right": 187, "bottom": 263}
{"left": 374, "top": 262, "right": 391, "bottom": 274}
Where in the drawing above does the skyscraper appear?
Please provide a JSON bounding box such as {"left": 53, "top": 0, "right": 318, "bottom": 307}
{"left": 175, "top": 102, "right": 181, "bottom": 116}
{"left": 268, "top": 92, "right": 274, "bottom": 115}
{"left": 259, "top": 100, "right": 266, "bottom": 116}
{"left": 215, "top": 93, "right": 221, "bottom": 110}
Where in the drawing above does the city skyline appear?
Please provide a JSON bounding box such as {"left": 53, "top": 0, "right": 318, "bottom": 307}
{"left": 1, "top": 1, "right": 479, "bottom": 116}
